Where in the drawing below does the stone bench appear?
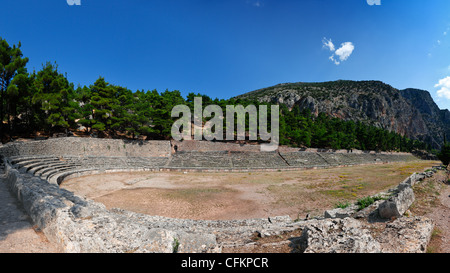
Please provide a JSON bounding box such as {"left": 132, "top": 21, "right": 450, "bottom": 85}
{"left": 280, "top": 152, "right": 329, "bottom": 167}
{"left": 32, "top": 162, "right": 82, "bottom": 175}
{"left": 14, "top": 157, "right": 61, "bottom": 170}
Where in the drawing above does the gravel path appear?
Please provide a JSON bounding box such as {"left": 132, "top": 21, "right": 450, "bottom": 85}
{"left": 0, "top": 171, "right": 59, "bottom": 253}
{"left": 425, "top": 181, "right": 450, "bottom": 253}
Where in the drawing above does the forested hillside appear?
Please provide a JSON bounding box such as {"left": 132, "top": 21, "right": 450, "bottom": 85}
{"left": 236, "top": 81, "right": 450, "bottom": 150}
{"left": 0, "top": 38, "right": 431, "bottom": 152}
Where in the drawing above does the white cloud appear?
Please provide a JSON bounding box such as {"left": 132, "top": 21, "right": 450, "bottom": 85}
{"left": 322, "top": 38, "right": 354, "bottom": 65}
{"left": 322, "top": 38, "right": 335, "bottom": 51}
{"left": 335, "top": 42, "right": 355, "bottom": 62}
{"left": 329, "top": 55, "right": 340, "bottom": 65}
{"left": 435, "top": 76, "right": 450, "bottom": 99}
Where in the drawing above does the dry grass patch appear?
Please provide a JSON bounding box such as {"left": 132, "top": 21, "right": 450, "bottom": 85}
{"left": 263, "top": 161, "right": 440, "bottom": 218}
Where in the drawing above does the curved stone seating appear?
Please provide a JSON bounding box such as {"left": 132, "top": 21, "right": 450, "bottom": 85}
{"left": 3, "top": 150, "right": 418, "bottom": 187}
{"left": 280, "top": 152, "right": 330, "bottom": 167}
{"left": 8, "top": 156, "right": 170, "bottom": 185}
{"left": 318, "top": 153, "right": 361, "bottom": 166}
{"left": 230, "top": 151, "right": 287, "bottom": 168}
{"left": 167, "top": 151, "right": 232, "bottom": 168}
{"left": 11, "top": 157, "right": 60, "bottom": 169}
{"left": 51, "top": 168, "right": 100, "bottom": 185}
{"left": 28, "top": 161, "right": 65, "bottom": 174}
{"left": 33, "top": 161, "right": 81, "bottom": 175}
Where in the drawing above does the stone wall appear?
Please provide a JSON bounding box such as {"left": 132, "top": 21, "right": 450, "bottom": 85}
{"left": 171, "top": 140, "right": 261, "bottom": 152}
{"left": 0, "top": 138, "right": 171, "bottom": 158}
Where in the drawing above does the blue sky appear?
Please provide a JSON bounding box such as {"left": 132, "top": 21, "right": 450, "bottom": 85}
{"left": 1, "top": 0, "right": 450, "bottom": 110}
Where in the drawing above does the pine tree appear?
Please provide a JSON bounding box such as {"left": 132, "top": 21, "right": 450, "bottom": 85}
{"left": 31, "top": 62, "right": 75, "bottom": 135}
{"left": 75, "top": 85, "right": 94, "bottom": 134}
{"left": 90, "top": 77, "right": 118, "bottom": 136}
{"left": 0, "top": 38, "right": 29, "bottom": 138}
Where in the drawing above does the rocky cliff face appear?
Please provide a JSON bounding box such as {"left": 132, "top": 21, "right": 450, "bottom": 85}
{"left": 399, "top": 88, "right": 450, "bottom": 149}
{"left": 235, "top": 80, "right": 450, "bottom": 149}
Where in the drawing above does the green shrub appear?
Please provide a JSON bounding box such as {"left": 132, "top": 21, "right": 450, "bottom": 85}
{"left": 356, "top": 195, "right": 386, "bottom": 211}
{"left": 334, "top": 201, "right": 352, "bottom": 209}
{"left": 172, "top": 238, "right": 180, "bottom": 253}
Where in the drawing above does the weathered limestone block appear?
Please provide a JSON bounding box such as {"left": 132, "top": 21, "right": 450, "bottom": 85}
{"left": 407, "top": 172, "right": 425, "bottom": 186}
{"left": 378, "top": 186, "right": 415, "bottom": 219}
{"left": 298, "top": 218, "right": 381, "bottom": 253}
{"left": 268, "top": 215, "right": 292, "bottom": 224}
{"left": 353, "top": 200, "right": 385, "bottom": 219}
{"left": 324, "top": 204, "right": 359, "bottom": 219}
{"left": 377, "top": 216, "right": 434, "bottom": 253}
{"left": 175, "top": 232, "right": 221, "bottom": 253}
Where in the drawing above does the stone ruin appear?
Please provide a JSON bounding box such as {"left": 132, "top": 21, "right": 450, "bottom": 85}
{"left": 0, "top": 137, "right": 441, "bottom": 253}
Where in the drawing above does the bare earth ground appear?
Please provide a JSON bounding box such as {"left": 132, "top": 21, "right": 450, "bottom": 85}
{"left": 62, "top": 161, "right": 441, "bottom": 221}
{"left": 410, "top": 171, "right": 450, "bottom": 253}
{"left": 1, "top": 160, "right": 448, "bottom": 253}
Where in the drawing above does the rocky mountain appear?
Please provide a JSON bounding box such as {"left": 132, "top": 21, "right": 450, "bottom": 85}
{"left": 235, "top": 80, "right": 450, "bottom": 149}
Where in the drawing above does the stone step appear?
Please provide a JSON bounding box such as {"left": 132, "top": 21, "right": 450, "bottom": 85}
{"left": 14, "top": 158, "right": 61, "bottom": 169}
{"left": 31, "top": 162, "right": 81, "bottom": 175}
{"left": 36, "top": 163, "right": 82, "bottom": 176}
{"left": 41, "top": 166, "right": 81, "bottom": 180}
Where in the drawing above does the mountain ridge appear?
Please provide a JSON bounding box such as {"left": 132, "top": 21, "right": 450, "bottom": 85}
{"left": 234, "top": 80, "right": 450, "bottom": 149}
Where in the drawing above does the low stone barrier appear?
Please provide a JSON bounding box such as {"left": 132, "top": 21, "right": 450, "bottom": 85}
{"left": 323, "top": 168, "right": 441, "bottom": 221}
{"left": 378, "top": 169, "right": 436, "bottom": 219}
{"left": 316, "top": 167, "right": 443, "bottom": 253}
{"left": 3, "top": 160, "right": 220, "bottom": 253}
{"left": 377, "top": 216, "right": 435, "bottom": 253}
{"left": 378, "top": 187, "right": 415, "bottom": 219}
{"left": 298, "top": 218, "right": 381, "bottom": 253}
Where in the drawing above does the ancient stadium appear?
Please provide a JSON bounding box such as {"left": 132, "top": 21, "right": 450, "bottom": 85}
{"left": 0, "top": 137, "right": 446, "bottom": 253}
{"left": 0, "top": 137, "right": 442, "bottom": 253}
